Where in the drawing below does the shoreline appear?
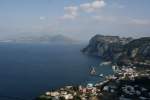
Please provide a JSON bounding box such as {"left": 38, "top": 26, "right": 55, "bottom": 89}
{"left": 35, "top": 64, "right": 150, "bottom": 100}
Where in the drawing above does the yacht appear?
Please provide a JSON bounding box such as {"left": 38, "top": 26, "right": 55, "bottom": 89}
{"left": 90, "top": 67, "right": 96, "bottom": 75}
{"left": 99, "top": 74, "right": 104, "bottom": 77}
{"left": 100, "top": 61, "right": 111, "bottom": 66}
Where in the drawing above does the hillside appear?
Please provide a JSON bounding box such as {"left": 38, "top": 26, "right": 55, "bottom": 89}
{"left": 82, "top": 35, "right": 150, "bottom": 66}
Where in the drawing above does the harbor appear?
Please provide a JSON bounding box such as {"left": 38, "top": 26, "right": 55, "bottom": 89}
{"left": 35, "top": 63, "right": 150, "bottom": 100}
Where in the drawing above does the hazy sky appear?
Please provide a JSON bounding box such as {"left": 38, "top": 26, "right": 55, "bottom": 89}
{"left": 0, "top": 0, "right": 150, "bottom": 40}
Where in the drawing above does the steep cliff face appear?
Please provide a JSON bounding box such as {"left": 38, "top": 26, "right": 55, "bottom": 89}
{"left": 124, "top": 37, "right": 150, "bottom": 59}
{"left": 82, "top": 35, "right": 150, "bottom": 65}
{"left": 119, "top": 37, "right": 150, "bottom": 64}
{"left": 82, "top": 35, "right": 132, "bottom": 61}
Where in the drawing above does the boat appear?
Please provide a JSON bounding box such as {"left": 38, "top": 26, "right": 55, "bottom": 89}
{"left": 90, "top": 67, "right": 96, "bottom": 75}
{"left": 112, "top": 65, "right": 120, "bottom": 73}
{"left": 100, "top": 61, "right": 111, "bottom": 66}
{"left": 99, "top": 74, "right": 104, "bottom": 77}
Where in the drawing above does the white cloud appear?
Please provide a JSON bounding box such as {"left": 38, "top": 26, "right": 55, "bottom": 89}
{"left": 131, "top": 19, "right": 150, "bottom": 25}
{"left": 64, "top": 6, "right": 78, "bottom": 13}
{"left": 62, "top": 0, "right": 106, "bottom": 19}
{"left": 80, "top": 3, "right": 92, "bottom": 12}
{"left": 80, "top": 0, "right": 106, "bottom": 13}
{"left": 93, "top": 15, "right": 116, "bottom": 22}
{"left": 111, "top": 3, "right": 125, "bottom": 9}
{"left": 40, "top": 16, "right": 46, "bottom": 20}
{"left": 63, "top": 14, "right": 77, "bottom": 20}
{"left": 62, "top": 6, "right": 78, "bottom": 20}
{"left": 92, "top": 0, "right": 106, "bottom": 9}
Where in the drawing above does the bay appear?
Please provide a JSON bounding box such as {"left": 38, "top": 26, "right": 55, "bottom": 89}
{"left": 0, "top": 43, "right": 112, "bottom": 100}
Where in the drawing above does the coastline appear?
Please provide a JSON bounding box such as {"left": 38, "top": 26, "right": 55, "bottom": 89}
{"left": 35, "top": 64, "right": 150, "bottom": 100}
{"left": 35, "top": 35, "right": 150, "bottom": 100}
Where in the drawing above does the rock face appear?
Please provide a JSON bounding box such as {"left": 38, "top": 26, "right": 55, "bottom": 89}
{"left": 82, "top": 35, "right": 132, "bottom": 60}
{"left": 82, "top": 35, "right": 150, "bottom": 65}
{"left": 119, "top": 37, "right": 150, "bottom": 65}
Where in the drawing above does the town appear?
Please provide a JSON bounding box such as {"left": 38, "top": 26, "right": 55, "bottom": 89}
{"left": 35, "top": 65, "right": 150, "bottom": 100}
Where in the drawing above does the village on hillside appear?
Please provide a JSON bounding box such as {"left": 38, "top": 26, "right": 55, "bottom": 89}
{"left": 35, "top": 64, "right": 150, "bottom": 100}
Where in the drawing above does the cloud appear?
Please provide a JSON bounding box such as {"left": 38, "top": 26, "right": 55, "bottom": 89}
{"left": 64, "top": 6, "right": 78, "bottom": 13}
{"left": 62, "top": 0, "right": 106, "bottom": 19}
{"left": 111, "top": 3, "right": 125, "bottom": 9}
{"left": 80, "top": 0, "right": 106, "bottom": 13}
{"left": 40, "top": 16, "right": 46, "bottom": 20}
{"left": 131, "top": 19, "right": 150, "bottom": 25}
{"left": 93, "top": 15, "right": 116, "bottom": 22}
{"left": 62, "top": 6, "right": 78, "bottom": 20}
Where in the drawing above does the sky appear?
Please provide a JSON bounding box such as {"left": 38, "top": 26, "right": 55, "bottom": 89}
{"left": 0, "top": 0, "right": 150, "bottom": 40}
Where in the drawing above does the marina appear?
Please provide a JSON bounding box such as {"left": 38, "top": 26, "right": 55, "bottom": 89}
{"left": 36, "top": 64, "right": 150, "bottom": 100}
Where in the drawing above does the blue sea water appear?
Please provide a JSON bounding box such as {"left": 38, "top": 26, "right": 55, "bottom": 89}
{"left": 0, "top": 43, "right": 112, "bottom": 100}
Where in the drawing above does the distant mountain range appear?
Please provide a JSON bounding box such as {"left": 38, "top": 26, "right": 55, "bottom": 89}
{"left": 0, "top": 34, "right": 78, "bottom": 44}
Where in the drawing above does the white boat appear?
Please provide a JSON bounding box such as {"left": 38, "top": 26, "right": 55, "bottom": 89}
{"left": 99, "top": 74, "right": 104, "bottom": 77}
{"left": 112, "top": 65, "right": 120, "bottom": 73}
{"left": 100, "top": 61, "right": 111, "bottom": 66}
{"left": 90, "top": 67, "right": 96, "bottom": 75}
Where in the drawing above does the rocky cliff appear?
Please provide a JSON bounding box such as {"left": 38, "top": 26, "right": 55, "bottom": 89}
{"left": 119, "top": 37, "right": 150, "bottom": 65}
{"left": 82, "top": 35, "right": 150, "bottom": 66}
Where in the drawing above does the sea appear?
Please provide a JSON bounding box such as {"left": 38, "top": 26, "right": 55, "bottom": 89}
{"left": 0, "top": 42, "right": 113, "bottom": 100}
